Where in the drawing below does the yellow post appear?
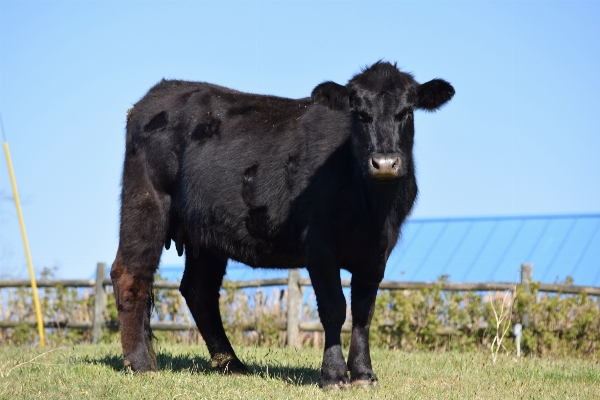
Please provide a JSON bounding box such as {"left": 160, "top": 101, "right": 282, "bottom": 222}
{"left": 3, "top": 141, "right": 45, "bottom": 347}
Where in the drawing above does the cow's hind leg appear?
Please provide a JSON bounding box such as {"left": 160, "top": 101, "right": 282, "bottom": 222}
{"left": 180, "top": 248, "right": 248, "bottom": 374}
{"left": 111, "top": 153, "right": 168, "bottom": 372}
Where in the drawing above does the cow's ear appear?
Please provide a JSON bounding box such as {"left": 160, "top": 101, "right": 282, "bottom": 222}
{"left": 416, "top": 79, "right": 455, "bottom": 111}
{"left": 311, "top": 81, "right": 350, "bottom": 111}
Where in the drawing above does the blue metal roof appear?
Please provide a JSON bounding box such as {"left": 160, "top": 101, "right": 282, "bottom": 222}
{"left": 159, "top": 214, "right": 600, "bottom": 286}
{"left": 387, "top": 214, "right": 600, "bottom": 285}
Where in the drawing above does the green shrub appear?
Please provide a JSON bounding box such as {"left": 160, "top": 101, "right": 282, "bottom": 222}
{"left": 515, "top": 280, "right": 600, "bottom": 357}
{"left": 370, "top": 276, "right": 600, "bottom": 358}
{"left": 370, "top": 278, "right": 491, "bottom": 351}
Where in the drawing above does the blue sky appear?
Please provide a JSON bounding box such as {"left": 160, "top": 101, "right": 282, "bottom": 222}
{"left": 1, "top": 1, "right": 599, "bottom": 279}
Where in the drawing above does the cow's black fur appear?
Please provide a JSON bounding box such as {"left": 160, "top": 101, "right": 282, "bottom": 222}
{"left": 111, "top": 61, "right": 454, "bottom": 389}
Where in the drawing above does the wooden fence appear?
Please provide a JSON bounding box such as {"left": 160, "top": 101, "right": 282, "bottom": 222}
{"left": 1, "top": 262, "right": 599, "bottom": 347}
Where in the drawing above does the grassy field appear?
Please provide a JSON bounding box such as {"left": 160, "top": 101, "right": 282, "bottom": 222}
{"left": 1, "top": 343, "right": 599, "bottom": 399}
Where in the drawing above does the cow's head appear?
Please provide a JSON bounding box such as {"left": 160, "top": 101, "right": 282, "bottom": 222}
{"left": 311, "top": 61, "right": 454, "bottom": 182}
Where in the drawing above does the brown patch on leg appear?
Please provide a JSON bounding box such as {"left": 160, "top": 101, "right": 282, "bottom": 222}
{"left": 111, "top": 253, "right": 157, "bottom": 372}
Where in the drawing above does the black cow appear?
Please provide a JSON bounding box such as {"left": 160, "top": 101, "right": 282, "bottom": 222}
{"left": 111, "top": 61, "right": 454, "bottom": 389}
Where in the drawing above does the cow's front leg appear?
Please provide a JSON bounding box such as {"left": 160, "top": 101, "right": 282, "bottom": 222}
{"left": 306, "top": 262, "right": 349, "bottom": 390}
{"left": 347, "top": 277, "right": 379, "bottom": 388}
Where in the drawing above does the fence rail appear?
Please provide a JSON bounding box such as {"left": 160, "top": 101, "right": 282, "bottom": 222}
{"left": 3, "top": 278, "right": 598, "bottom": 295}
{"left": 1, "top": 262, "right": 599, "bottom": 346}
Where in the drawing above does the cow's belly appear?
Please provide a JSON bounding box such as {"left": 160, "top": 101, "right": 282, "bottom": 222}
{"left": 229, "top": 250, "right": 306, "bottom": 270}
{"left": 177, "top": 132, "right": 310, "bottom": 266}
{"left": 176, "top": 180, "right": 307, "bottom": 269}
{"left": 187, "top": 209, "right": 306, "bottom": 269}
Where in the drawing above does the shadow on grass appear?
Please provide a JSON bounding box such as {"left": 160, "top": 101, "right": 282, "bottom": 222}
{"left": 91, "top": 351, "right": 320, "bottom": 386}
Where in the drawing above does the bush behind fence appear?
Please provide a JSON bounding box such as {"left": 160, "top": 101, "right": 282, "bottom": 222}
{"left": 1, "top": 264, "right": 599, "bottom": 357}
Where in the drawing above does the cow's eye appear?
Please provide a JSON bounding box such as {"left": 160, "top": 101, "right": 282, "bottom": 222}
{"left": 357, "top": 112, "right": 372, "bottom": 123}
{"left": 395, "top": 109, "right": 413, "bottom": 122}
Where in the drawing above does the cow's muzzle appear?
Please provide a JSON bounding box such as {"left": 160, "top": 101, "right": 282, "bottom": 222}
{"left": 368, "top": 153, "right": 403, "bottom": 181}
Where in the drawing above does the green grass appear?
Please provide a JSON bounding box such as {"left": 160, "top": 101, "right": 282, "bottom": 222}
{"left": 1, "top": 343, "right": 599, "bottom": 399}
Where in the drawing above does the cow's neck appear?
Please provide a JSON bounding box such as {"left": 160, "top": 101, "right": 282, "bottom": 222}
{"left": 362, "top": 180, "right": 403, "bottom": 231}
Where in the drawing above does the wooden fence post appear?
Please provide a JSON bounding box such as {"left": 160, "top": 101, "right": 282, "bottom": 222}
{"left": 286, "top": 269, "right": 301, "bottom": 348}
{"left": 520, "top": 263, "right": 532, "bottom": 328}
{"left": 92, "top": 262, "right": 107, "bottom": 344}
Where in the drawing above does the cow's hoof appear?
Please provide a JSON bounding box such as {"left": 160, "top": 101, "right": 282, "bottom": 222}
{"left": 123, "top": 358, "right": 157, "bottom": 373}
{"left": 211, "top": 355, "right": 249, "bottom": 375}
{"left": 223, "top": 359, "right": 249, "bottom": 375}
{"left": 350, "top": 370, "right": 378, "bottom": 388}
{"left": 352, "top": 378, "right": 379, "bottom": 389}
{"left": 321, "top": 377, "right": 351, "bottom": 391}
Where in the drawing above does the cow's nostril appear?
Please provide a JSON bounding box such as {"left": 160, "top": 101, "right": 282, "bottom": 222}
{"left": 370, "top": 158, "right": 380, "bottom": 170}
